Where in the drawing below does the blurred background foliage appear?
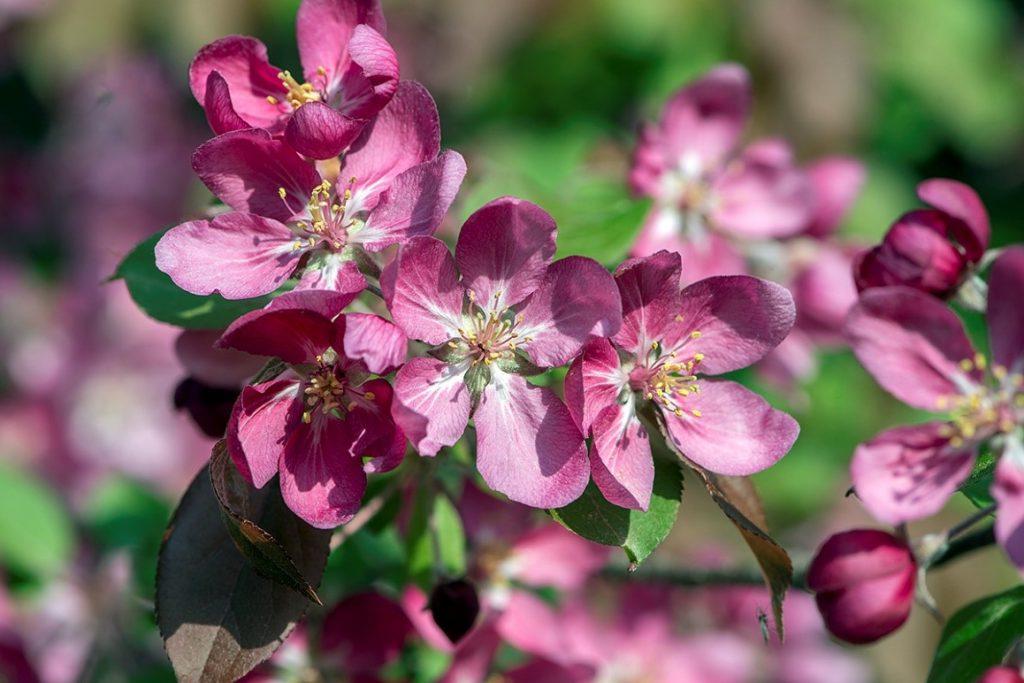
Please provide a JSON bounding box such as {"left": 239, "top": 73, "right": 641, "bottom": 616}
{"left": 1, "top": 0, "right": 1023, "bottom": 681}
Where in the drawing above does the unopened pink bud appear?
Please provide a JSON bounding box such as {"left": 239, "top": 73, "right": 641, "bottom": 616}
{"left": 978, "top": 666, "right": 1024, "bottom": 683}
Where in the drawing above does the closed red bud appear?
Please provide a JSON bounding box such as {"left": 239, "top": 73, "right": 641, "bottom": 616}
{"left": 807, "top": 529, "right": 916, "bottom": 644}
{"left": 978, "top": 666, "right": 1024, "bottom": 683}
{"left": 173, "top": 377, "right": 239, "bottom": 438}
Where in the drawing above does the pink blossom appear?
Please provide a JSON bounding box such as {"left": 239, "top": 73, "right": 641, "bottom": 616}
{"left": 189, "top": 0, "right": 399, "bottom": 159}
{"left": 565, "top": 250, "right": 799, "bottom": 509}
{"left": 217, "top": 291, "right": 407, "bottom": 528}
{"left": 979, "top": 667, "right": 1024, "bottom": 683}
{"left": 156, "top": 81, "right": 465, "bottom": 299}
{"left": 383, "top": 197, "right": 622, "bottom": 508}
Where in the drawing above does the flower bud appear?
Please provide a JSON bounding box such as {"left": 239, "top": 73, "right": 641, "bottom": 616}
{"left": 979, "top": 666, "right": 1024, "bottom": 683}
{"left": 173, "top": 377, "right": 239, "bottom": 438}
{"left": 427, "top": 578, "right": 480, "bottom": 645}
{"left": 806, "top": 529, "right": 916, "bottom": 644}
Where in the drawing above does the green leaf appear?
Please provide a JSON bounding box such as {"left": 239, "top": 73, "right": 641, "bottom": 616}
{"left": 0, "top": 462, "right": 74, "bottom": 578}
{"left": 927, "top": 586, "right": 1024, "bottom": 683}
{"left": 113, "top": 230, "right": 280, "bottom": 328}
{"left": 960, "top": 450, "right": 996, "bottom": 508}
{"left": 406, "top": 491, "right": 467, "bottom": 587}
{"left": 550, "top": 459, "right": 683, "bottom": 565}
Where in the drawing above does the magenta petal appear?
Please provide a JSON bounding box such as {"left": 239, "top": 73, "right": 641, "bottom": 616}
{"left": 192, "top": 129, "right": 321, "bottom": 224}
{"left": 475, "top": 372, "right": 589, "bottom": 508}
{"left": 218, "top": 305, "right": 335, "bottom": 363}
{"left": 296, "top": 0, "right": 386, "bottom": 88}
{"left": 320, "top": 592, "right": 412, "bottom": 674}
{"left": 516, "top": 256, "right": 622, "bottom": 367}
{"left": 202, "top": 71, "right": 250, "bottom": 135}
{"left": 338, "top": 24, "right": 400, "bottom": 120}
{"left": 296, "top": 252, "right": 367, "bottom": 295}
{"left": 791, "top": 243, "right": 858, "bottom": 343}
{"left": 665, "top": 275, "right": 796, "bottom": 374}
{"left": 261, "top": 287, "right": 360, "bottom": 318}
{"left": 356, "top": 151, "right": 467, "bottom": 252}
{"left": 189, "top": 36, "right": 284, "bottom": 130}
{"left": 510, "top": 524, "right": 610, "bottom": 591}
{"left": 993, "top": 443, "right": 1024, "bottom": 573}
{"left": 590, "top": 403, "right": 653, "bottom": 510}
{"left": 285, "top": 101, "right": 366, "bottom": 159}
{"left": 155, "top": 213, "right": 299, "bottom": 299}
{"left": 988, "top": 246, "right": 1024, "bottom": 373}
{"left": 341, "top": 312, "right": 407, "bottom": 374}
{"left": 392, "top": 357, "right": 470, "bottom": 457}
{"left": 175, "top": 330, "right": 264, "bottom": 387}
{"left": 804, "top": 157, "right": 865, "bottom": 238}
{"left": 227, "top": 378, "right": 302, "bottom": 488}
{"left": 917, "top": 178, "right": 990, "bottom": 262}
{"left": 456, "top": 197, "right": 558, "bottom": 311}
{"left": 381, "top": 236, "right": 464, "bottom": 345}
{"left": 611, "top": 250, "right": 682, "bottom": 356}
{"left": 279, "top": 415, "right": 368, "bottom": 528}
{"left": 663, "top": 379, "right": 798, "bottom": 476}
{"left": 564, "top": 337, "right": 626, "bottom": 434}
{"left": 851, "top": 422, "right": 975, "bottom": 525}
{"left": 845, "top": 287, "right": 980, "bottom": 410}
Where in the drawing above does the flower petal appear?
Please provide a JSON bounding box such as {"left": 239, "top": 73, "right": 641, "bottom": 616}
{"left": 590, "top": 402, "right": 653, "bottom": 510}
{"left": 851, "top": 422, "right": 975, "bottom": 525}
{"left": 629, "top": 209, "right": 747, "bottom": 284}
{"left": 516, "top": 256, "right": 622, "bottom": 368}
{"left": 804, "top": 157, "right": 865, "bottom": 238}
{"left": 175, "top": 330, "right": 264, "bottom": 388}
{"left": 227, "top": 378, "right": 302, "bottom": 487}
{"left": 988, "top": 246, "right": 1024, "bottom": 374}
{"left": 296, "top": 0, "right": 386, "bottom": 89}
{"left": 664, "top": 275, "right": 796, "bottom": 375}
{"left": 791, "top": 243, "right": 858, "bottom": 343}
{"left": 320, "top": 592, "right": 412, "bottom": 674}
{"left": 284, "top": 101, "right": 366, "bottom": 160}
{"left": 296, "top": 251, "right": 367, "bottom": 296}
{"left": 381, "top": 236, "right": 464, "bottom": 345}
{"left": 564, "top": 337, "right": 627, "bottom": 435}
{"left": 475, "top": 371, "right": 589, "bottom": 508}
{"left": 192, "top": 128, "right": 321, "bottom": 224}
{"left": 218, "top": 303, "right": 336, "bottom": 363}
{"left": 455, "top": 197, "right": 557, "bottom": 312}
{"left": 845, "top": 287, "right": 980, "bottom": 410}
{"left": 189, "top": 36, "right": 284, "bottom": 130}
{"left": 342, "top": 312, "right": 407, "bottom": 374}
{"left": 355, "top": 151, "right": 467, "bottom": 252}
{"left": 662, "top": 379, "right": 798, "bottom": 476}
{"left": 994, "top": 439, "right": 1024, "bottom": 573}
{"left": 337, "top": 24, "right": 400, "bottom": 119}
{"left": 155, "top": 213, "right": 300, "bottom": 299}
{"left": 611, "top": 250, "right": 682, "bottom": 356}
{"left": 202, "top": 71, "right": 250, "bottom": 135}
{"left": 509, "top": 524, "right": 610, "bottom": 591}
{"left": 917, "top": 178, "right": 990, "bottom": 262}
{"left": 392, "top": 357, "right": 470, "bottom": 456}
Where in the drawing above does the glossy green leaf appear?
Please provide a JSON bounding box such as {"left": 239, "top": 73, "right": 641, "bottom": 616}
{"left": 406, "top": 491, "right": 466, "bottom": 587}
{"left": 927, "top": 586, "right": 1024, "bottom": 683}
{"left": 960, "top": 450, "right": 996, "bottom": 509}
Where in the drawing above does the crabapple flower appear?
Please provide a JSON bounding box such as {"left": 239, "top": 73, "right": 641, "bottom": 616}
{"left": 806, "top": 529, "right": 916, "bottom": 644}
{"left": 854, "top": 179, "right": 990, "bottom": 297}
{"left": 564, "top": 250, "right": 799, "bottom": 510}
{"left": 217, "top": 291, "right": 408, "bottom": 528}
{"left": 189, "top": 0, "right": 399, "bottom": 159}
{"left": 156, "top": 81, "right": 465, "bottom": 299}
{"left": 629, "top": 64, "right": 812, "bottom": 281}
{"left": 847, "top": 247, "right": 1024, "bottom": 568}
{"left": 383, "top": 197, "right": 622, "bottom": 508}
{"left": 980, "top": 667, "right": 1024, "bottom": 683}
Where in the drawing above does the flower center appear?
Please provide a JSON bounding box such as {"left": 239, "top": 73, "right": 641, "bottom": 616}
{"left": 269, "top": 69, "right": 325, "bottom": 110}
{"left": 935, "top": 353, "right": 1024, "bottom": 447}
{"left": 632, "top": 335, "right": 705, "bottom": 418}
{"left": 448, "top": 291, "right": 532, "bottom": 366}
{"left": 281, "top": 178, "right": 358, "bottom": 253}
{"left": 300, "top": 349, "right": 374, "bottom": 424}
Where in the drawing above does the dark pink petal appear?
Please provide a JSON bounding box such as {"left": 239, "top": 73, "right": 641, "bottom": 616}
{"left": 192, "top": 129, "right": 320, "bottom": 224}
{"left": 917, "top": 178, "right": 990, "bottom": 262}
{"left": 284, "top": 101, "right": 366, "bottom": 159}
{"left": 261, "top": 287, "right": 360, "bottom": 318}
{"left": 155, "top": 213, "right": 300, "bottom": 299}
{"left": 792, "top": 243, "right": 858, "bottom": 343}
{"left": 509, "top": 524, "right": 610, "bottom": 591}
{"left": 662, "top": 379, "right": 798, "bottom": 476}
{"left": 504, "top": 659, "right": 594, "bottom": 683}
{"left": 807, "top": 529, "right": 916, "bottom": 592}
{"left": 189, "top": 36, "right": 284, "bottom": 130}
{"left": 757, "top": 330, "right": 818, "bottom": 391}
{"left": 711, "top": 142, "right": 813, "bottom": 238}
{"left": 175, "top": 330, "right": 264, "bottom": 387}
{"left": 344, "top": 378, "right": 404, "bottom": 467}
{"left": 978, "top": 667, "right": 1024, "bottom": 683}
{"left": 611, "top": 250, "right": 682, "bottom": 356}
{"left": 337, "top": 24, "right": 400, "bottom": 119}
{"left": 342, "top": 313, "right": 407, "bottom": 374}
{"left": 988, "top": 246, "right": 1024, "bottom": 373}
{"left": 456, "top": 197, "right": 557, "bottom": 311}
{"left": 202, "top": 71, "right": 249, "bottom": 135}
{"left": 320, "top": 592, "right": 412, "bottom": 674}
{"left": 354, "top": 151, "right": 467, "bottom": 252}
{"left": 296, "top": 0, "right": 386, "bottom": 89}
{"left": 564, "top": 337, "right": 627, "bottom": 434}
{"left": 342, "top": 81, "right": 441, "bottom": 204}
{"left": 814, "top": 570, "right": 914, "bottom": 645}
{"left": 665, "top": 275, "right": 796, "bottom": 374}
{"left": 851, "top": 422, "right": 975, "bottom": 525}
{"left": 516, "top": 256, "right": 622, "bottom": 367}
{"left": 364, "top": 422, "right": 407, "bottom": 475}
{"left": 804, "top": 157, "right": 865, "bottom": 237}
{"left": 475, "top": 371, "right": 589, "bottom": 508}
{"left": 380, "top": 236, "right": 464, "bottom": 345}
{"left": 227, "top": 378, "right": 302, "bottom": 487}
{"left": 296, "top": 252, "right": 367, "bottom": 295}
{"left": 845, "top": 287, "right": 980, "bottom": 410}
{"left": 218, "top": 305, "right": 335, "bottom": 363}
{"left": 279, "top": 415, "right": 368, "bottom": 528}
{"left": 590, "top": 402, "right": 653, "bottom": 510}
{"left": 992, "top": 441, "right": 1024, "bottom": 572}
{"left": 392, "top": 357, "right": 470, "bottom": 456}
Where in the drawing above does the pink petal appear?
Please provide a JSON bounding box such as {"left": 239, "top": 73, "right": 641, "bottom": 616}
{"left": 261, "top": 287, "right": 360, "bottom": 318}
{"left": 296, "top": 0, "right": 386, "bottom": 90}
{"left": 342, "top": 313, "right": 407, "bottom": 374}
{"left": 458, "top": 484, "right": 535, "bottom": 542}
{"left": 355, "top": 151, "right": 467, "bottom": 252}
{"left": 590, "top": 403, "right": 653, "bottom": 510}
{"left": 812, "top": 567, "right": 914, "bottom": 645}
{"left": 218, "top": 304, "right": 336, "bottom": 363}
{"left": 475, "top": 371, "right": 589, "bottom": 508}
{"left": 320, "top": 592, "right": 412, "bottom": 674}
{"left": 155, "top": 213, "right": 300, "bottom": 299}
{"left": 392, "top": 357, "right": 470, "bottom": 456}
{"left": 662, "top": 379, "right": 798, "bottom": 476}
{"left": 505, "top": 659, "right": 594, "bottom": 683}
{"left": 807, "top": 529, "right": 917, "bottom": 592}
{"left": 988, "top": 246, "right": 1024, "bottom": 373}
{"left": 189, "top": 36, "right": 284, "bottom": 130}
{"left": 851, "top": 422, "right": 976, "bottom": 525}
{"left": 496, "top": 591, "right": 580, "bottom": 666}
{"left": 917, "top": 178, "right": 990, "bottom": 262}
{"left": 510, "top": 524, "right": 610, "bottom": 591}
{"left": 441, "top": 626, "right": 502, "bottom": 683}
{"left": 804, "top": 157, "right": 865, "bottom": 238}
{"left": 516, "top": 256, "right": 622, "bottom": 367}
{"left": 401, "top": 586, "right": 454, "bottom": 651}
{"left": 202, "top": 71, "right": 249, "bottom": 135}
{"left": 845, "top": 287, "right": 980, "bottom": 410}
{"left": 610, "top": 250, "right": 682, "bottom": 356}
{"left": 337, "top": 24, "right": 400, "bottom": 120}
{"left": 192, "top": 129, "right": 321, "bottom": 224}
{"left": 175, "top": 330, "right": 264, "bottom": 388}
{"left": 380, "top": 236, "right": 464, "bottom": 345}
{"left": 342, "top": 378, "right": 405, "bottom": 468}
{"left": 791, "top": 243, "right": 858, "bottom": 343}
{"left": 342, "top": 81, "right": 442, "bottom": 204}
{"left": 564, "top": 337, "right": 627, "bottom": 435}
{"left": 994, "top": 442, "right": 1024, "bottom": 573}
{"left": 629, "top": 210, "right": 746, "bottom": 284}
{"left": 227, "top": 378, "right": 302, "bottom": 487}
{"left": 295, "top": 252, "right": 367, "bottom": 295}
{"left": 664, "top": 275, "right": 796, "bottom": 374}
{"left": 455, "top": 197, "right": 557, "bottom": 311}
{"left": 279, "top": 414, "right": 369, "bottom": 528}
{"left": 284, "top": 101, "right": 366, "bottom": 160}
